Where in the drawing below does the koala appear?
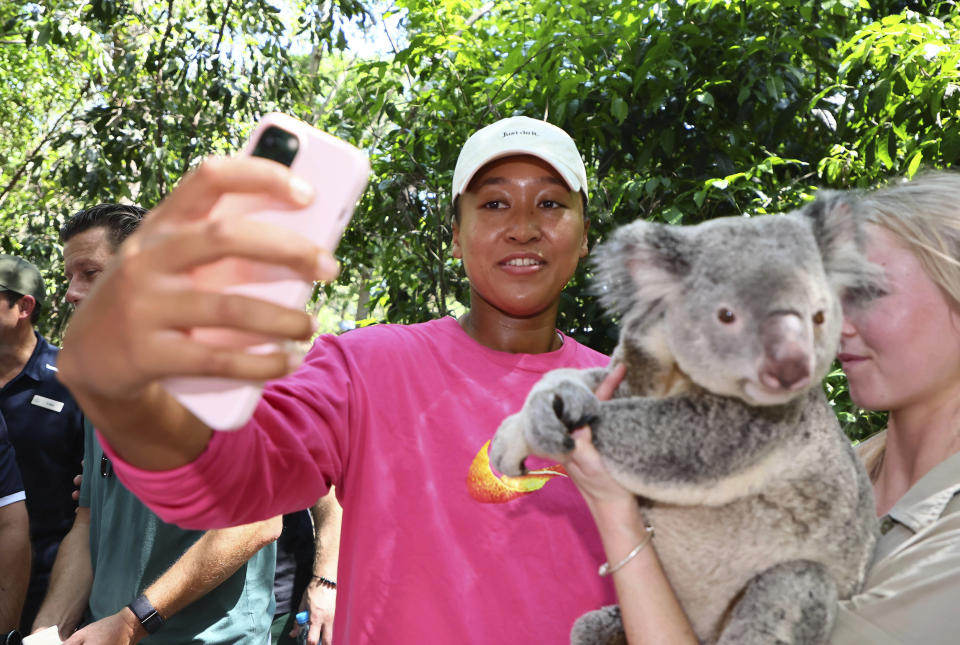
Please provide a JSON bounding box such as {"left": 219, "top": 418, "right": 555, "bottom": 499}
{"left": 489, "top": 194, "right": 882, "bottom": 645}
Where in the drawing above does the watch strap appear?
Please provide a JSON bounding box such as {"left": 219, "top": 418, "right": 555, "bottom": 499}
{"left": 127, "top": 594, "right": 165, "bottom": 634}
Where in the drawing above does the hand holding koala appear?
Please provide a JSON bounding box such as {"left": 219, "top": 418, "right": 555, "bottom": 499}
{"left": 490, "top": 194, "right": 883, "bottom": 644}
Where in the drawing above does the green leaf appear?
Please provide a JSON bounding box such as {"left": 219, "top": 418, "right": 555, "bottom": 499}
{"left": 876, "top": 130, "right": 893, "bottom": 169}
{"left": 905, "top": 150, "right": 923, "bottom": 177}
{"left": 887, "top": 129, "right": 898, "bottom": 169}
{"left": 611, "top": 96, "right": 628, "bottom": 124}
{"left": 659, "top": 128, "right": 674, "bottom": 155}
{"left": 765, "top": 76, "right": 778, "bottom": 99}
{"left": 867, "top": 79, "right": 890, "bottom": 114}
{"left": 942, "top": 128, "right": 960, "bottom": 163}
{"left": 929, "top": 86, "right": 943, "bottom": 120}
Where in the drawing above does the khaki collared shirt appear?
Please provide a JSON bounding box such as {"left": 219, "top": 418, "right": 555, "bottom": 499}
{"left": 830, "top": 449, "right": 960, "bottom": 644}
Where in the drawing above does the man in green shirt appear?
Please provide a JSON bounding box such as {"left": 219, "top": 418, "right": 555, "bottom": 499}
{"left": 32, "top": 204, "right": 280, "bottom": 644}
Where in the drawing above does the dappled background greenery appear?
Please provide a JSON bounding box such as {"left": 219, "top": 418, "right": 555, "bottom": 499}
{"left": 4, "top": 0, "right": 959, "bottom": 440}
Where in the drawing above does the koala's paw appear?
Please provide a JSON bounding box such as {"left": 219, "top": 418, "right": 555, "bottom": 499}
{"left": 490, "top": 412, "right": 532, "bottom": 477}
{"left": 490, "top": 374, "right": 600, "bottom": 476}
{"left": 571, "top": 605, "right": 626, "bottom": 645}
{"left": 524, "top": 376, "right": 600, "bottom": 458}
{"left": 718, "top": 560, "right": 836, "bottom": 645}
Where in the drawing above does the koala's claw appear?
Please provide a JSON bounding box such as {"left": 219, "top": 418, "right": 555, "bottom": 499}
{"left": 525, "top": 379, "right": 600, "bottom": 458}
{"left": 551, "top": 395, "right": 565, "bottom": 422}
{"left": 489, "top": 413, "right": 531, "bottom": 477}
{"left": 553, "top": 394, "right": 599, "bottom": 432}
{"left": 490, "top": 371, "right": 601, "bottom": 475}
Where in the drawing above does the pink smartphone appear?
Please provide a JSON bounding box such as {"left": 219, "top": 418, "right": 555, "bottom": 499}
{"left": 163, "top": 113, "right": 370, "bottom": 430}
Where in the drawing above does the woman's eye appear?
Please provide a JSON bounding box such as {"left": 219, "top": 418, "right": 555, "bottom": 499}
{"left": 482, "top": 200, "right": 504, "bottom": 209}
{"left": 540, "top": 200, "right": 562, "bottom": 209}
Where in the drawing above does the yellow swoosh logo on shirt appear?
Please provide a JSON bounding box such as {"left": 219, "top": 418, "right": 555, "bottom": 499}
{"left": 466, "top": 440, "right": 567, "bottom": 503}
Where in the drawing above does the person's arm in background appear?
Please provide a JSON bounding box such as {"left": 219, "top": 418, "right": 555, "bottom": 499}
{"left": 31, "top": 507, "right": 93, "bottom": 638}
{"left": 0, "top": 423, "right": 30, "bottom": 633}
{"left": 34, "top": 419, "right": 95, "bottom": 638}
{"left": 294, "top": 490, "right": 342, "bottom": 645}
{"left": 0, "top": 498, "right": 31, "bottom": 633}
{"left": 61, "top": 516, "right": 282, "bottom": 645}
{"left": 72, "top": 472, "right": 82, "bottom": 502}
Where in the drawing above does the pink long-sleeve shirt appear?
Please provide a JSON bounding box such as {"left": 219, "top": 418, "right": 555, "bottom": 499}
{"left": 105, "top": 317, "right": 616, "bottom": 643}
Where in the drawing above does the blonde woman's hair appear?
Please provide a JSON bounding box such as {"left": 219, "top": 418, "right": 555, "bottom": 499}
{"left": 855, "top": 429, "right": 887, "bottom": 482}
{"left": 851, "top": 170, "right": 960, "bottom": 478}
{"left": 855, "top": 170, "right": 960, "bottom": 310}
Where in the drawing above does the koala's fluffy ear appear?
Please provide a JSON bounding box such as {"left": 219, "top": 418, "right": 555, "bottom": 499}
{"left": 591, "top": 219, "right": 691, "bottom": 317}
{"left": 798, "top": 191, "right": 886, "bottom": 302}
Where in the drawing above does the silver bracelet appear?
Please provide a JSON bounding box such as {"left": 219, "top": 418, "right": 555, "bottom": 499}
{"left": 598, "top": 525, "right": 655, "bottom": 576}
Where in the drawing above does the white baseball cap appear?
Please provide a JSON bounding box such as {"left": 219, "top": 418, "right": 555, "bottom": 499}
{"left": 452, "top": 116, "right": 588, "bottom": 199}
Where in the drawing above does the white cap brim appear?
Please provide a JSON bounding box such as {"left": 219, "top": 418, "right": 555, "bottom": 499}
{"left": 452, "top": 116, "right": 588, "bottom": 199}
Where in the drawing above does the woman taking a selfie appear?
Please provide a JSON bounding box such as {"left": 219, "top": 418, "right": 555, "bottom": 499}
{"left": 55, "top": 116, "right": 619, "bottom": 644}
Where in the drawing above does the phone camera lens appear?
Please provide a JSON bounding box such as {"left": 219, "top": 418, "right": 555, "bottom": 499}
{"left": 252, "top": 126, "right": 300, "bottom": 167}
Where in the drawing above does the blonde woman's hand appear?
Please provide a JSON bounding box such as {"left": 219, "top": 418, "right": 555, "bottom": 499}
{"left": 563, "top": 364, "right": 638, "bottom": 508}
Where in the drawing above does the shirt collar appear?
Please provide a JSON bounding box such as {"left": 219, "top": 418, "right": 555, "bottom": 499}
{"left": 886, "top": 450, "right": 960, "bottom": 533}
{"left": 20, "top": 331, "right": 58, "bottom": 383}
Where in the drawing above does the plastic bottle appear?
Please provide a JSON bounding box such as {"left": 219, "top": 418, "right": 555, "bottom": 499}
{"left": 295, "top": 610, "right": 310, "bottom": 645}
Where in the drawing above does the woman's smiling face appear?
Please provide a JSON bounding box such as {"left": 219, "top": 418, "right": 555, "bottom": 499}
{"left": 452, "top": 155, "right": 588, "bottom": 319}
{"left": 838, "top": 224, "right": 960, "bottom": 412}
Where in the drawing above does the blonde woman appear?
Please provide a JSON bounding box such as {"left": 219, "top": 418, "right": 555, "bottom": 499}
{"left": 565, "top": 171, "right": 960, "bottom": 644}
{"left": 830, "top": 171, "right": 960, "bottom": 643}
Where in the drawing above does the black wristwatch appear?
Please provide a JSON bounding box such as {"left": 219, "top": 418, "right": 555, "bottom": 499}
{"left": 4, "top": 630, "right": 22, "bottom": 645}
{"left": 127, "top": 594, "right": 166, "bottom": 634}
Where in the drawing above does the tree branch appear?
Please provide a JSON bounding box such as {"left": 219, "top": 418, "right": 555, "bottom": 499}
{"left": 181, "top": 0, "right": 234, "bottom": 178}
{"left": 455, "top": 1, "right": 495, "bottom": 37}
{"left": 153, "top": 0, "right": 176, "bottom": 197}
{"left": 214, "top": 0, "right": 233, "bottom": 52}
{"left": 0, "top": 81, "right": 91, "bottom": 210}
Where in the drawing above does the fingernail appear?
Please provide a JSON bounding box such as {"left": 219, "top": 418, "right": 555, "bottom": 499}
{"left": 288, "top": 349, "right": 305, "bottom": 373}
{"left": 290, "top": 176, "right": 314, "bottom": 205}
{"left": 317, "top": 253, "right": 340, "bottom": 280}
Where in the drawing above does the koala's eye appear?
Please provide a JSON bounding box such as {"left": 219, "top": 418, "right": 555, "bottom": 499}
{"left": 717, "top": 308, "right": 736, "bottom": 324}
{"left": 812, "top": 310, "right": 825, "bottom": 325}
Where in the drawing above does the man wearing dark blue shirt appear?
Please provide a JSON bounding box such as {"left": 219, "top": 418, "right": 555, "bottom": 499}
{"left": 0, "top": 255, "right": 84, "bottom": 632}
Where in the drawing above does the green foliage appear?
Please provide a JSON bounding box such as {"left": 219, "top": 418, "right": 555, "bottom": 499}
{"left": 4, "top": 0, "right": 958, "bottom": 442}
{"left": 823, "top": 365, "right": 889, "bottom": 442}
{"left": 2, "top": 0, "right": 366, "bottom": 335}
{"left": 822, "top": 9, "right": 960, "bottom": 184}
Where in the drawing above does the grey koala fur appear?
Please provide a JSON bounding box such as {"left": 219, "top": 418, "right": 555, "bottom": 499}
{"left": 489, "top": 194, "right": 882, "bottom": 645}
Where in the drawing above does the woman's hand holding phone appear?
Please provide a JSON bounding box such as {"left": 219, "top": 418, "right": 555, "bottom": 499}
{"left": 161, "top": 115, "right": 370, "bottom": 430}
{"left": 57, "top": 149, "right": 352, "bottom": 469}
{"left": 60, "top": 155, "right": 330, "bottom": 396}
